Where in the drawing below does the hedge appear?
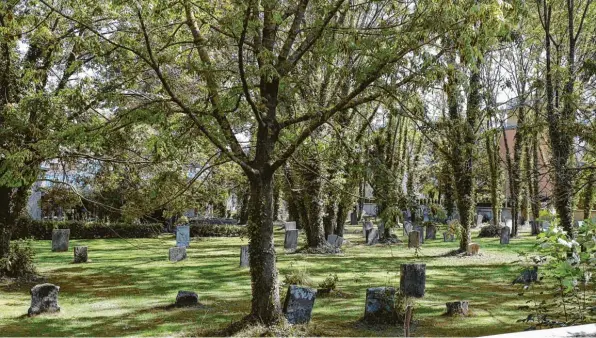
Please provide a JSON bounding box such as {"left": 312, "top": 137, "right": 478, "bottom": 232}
{"left": 189, "top": 223, "right": 246, "bottom": 237}
{"left": 13, "top": 218, "right": 162, "bottom": 240}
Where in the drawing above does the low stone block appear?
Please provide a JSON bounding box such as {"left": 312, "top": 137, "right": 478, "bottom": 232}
{"left": 327, "top": 234, "right": 343, "bottom": 248}
{"left": 500, "top": 227, "right": 510, "bottom": 245}
{"left": 408, "top": 231, "right": 420, "bottom": 249}
{"left": 51, "top": 229, "right": 70, "bottom": 252}
{"left": 28, "top": 283, "right": 60, "bottom": 316}
{"left": 400, "top": 263, "right": 426, "bottom": 298}
{"left": 169, "top": 247, "right": 187, "bottom": 262}
{"left": 73, "top": 246, "right": 88, "bottom": 263}
{"left": 240, "top": 245, "right": 250, "bottom": 268}
{"left": 467, "top": 243, "right": 480, "bottom": 255}
{"left": 175, "top": 291, "right": 198, "bottom": 307}
{"left": 283, "top": 285, "right": 317, "bottom": 324}
{"left": 367, "top": 229, "right": 379, "bottom": 245}
{"left": 284, "top": 229, "right": 298, "bottom": 250}
{"left": 364, "top": 287, "right": 397, "bottom": 324}
{"left": 446, "top": 301, "right": 469, "bottom": 316}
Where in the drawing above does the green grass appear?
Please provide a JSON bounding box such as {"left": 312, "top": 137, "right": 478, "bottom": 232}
{"left": 0, "top": 224, "right": 540, "bottom": 337}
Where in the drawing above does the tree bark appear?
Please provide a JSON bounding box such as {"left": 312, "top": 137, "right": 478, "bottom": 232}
{"left": 300, "top": 160, "right": 327, "bottom": 249}
{"left": 0, "top": 186, "right": 30, "bottom": 259}
{"left": 584, "top": 170, "right": 594, "bottom": 219}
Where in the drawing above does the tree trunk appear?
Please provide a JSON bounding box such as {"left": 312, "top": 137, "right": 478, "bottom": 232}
{"left": 247, "top": 172, "right": 282, "bottom": 324}
{"left": 323, "top": 196, "right": 337, "bottom": 239}
{"left": 583, "top": 171, "right": 594, "bottom": 220}
{"left": 238, "top": 190, "right": 250, "bottom": 225}
{"left": 301, "top": 160, "right": 327, "bottom": 249}
{"left": 0, "top": 186, "right": 30, "bottom": 259}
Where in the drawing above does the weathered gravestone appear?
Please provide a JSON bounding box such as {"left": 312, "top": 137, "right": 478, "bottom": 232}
{"left": 175, "top": 291, "right": 199, "bottom": 307}
{"left": 414, "top": 226, "right": 424, "bottom": 244}
{"left": 467, "top": 243, "right": 480, "bottom": 255}
{"left": 283, "top": 285, "right": 317, "bottom": 324}
{"left": 284, "top": 230, "right": 298, "bottom": 250}
{"left": 28, "top": 283, "right": 60, "bottom": 316}
{"left": 176, "top": 225, "right": 190, "bottom": 247}
{"left": 367, "top": 229, "right": 379, "bottom": 245}
{"left": 500, "top": 226, "right": 510, "bottom": 245}
{"left": 408, "top": 231, "right": 420, "bottom": 249}
{"left": 73, "top": 246, "right": 88, "bottom": 263}
{"left": 476, "top": 214, "right": 484, "bottom": 226}
{"left": 169, "top": 247, "right": 187, "bottom": 262}
{"left": 51, "top": 229, "right": 70, "bottom": 252}
{"left": 403, "top": 222, "right": 413, "bottom": 237}
{"left": 400, "top": 263, "right": 426, "bottom": 298}
{"left": 327, "top": 234, "right": 343, "bottom": 248}
{"left": 285, "top": 221, "right": 297, "bottom": 231}
{"left": 364, "top": 287, "right": 397, "bottom": 324}
{"left": 443, "top": 232, "right": 455, "bottom": 242}
{"left": 446, "top": 301, "right": 470, "bottom": 316}
{"left": 425, "top": 224, "right": 436, "bottom": 240}
{"left": 512, "top": 266, "right": 538, "bottom": 285}
{"left": 240, "top": 245, "right": 250, "bottom": 267}
{"left": 350, "top": 212, "right": 358, "bottom": 225}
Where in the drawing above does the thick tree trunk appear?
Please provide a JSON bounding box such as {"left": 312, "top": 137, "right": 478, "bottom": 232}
{"left": 247, "top": 172, "right": 282, "bottom": 324}
{"left": 530, "top": 130, "right": 541, "bottom": 221}
{"left": 0, "top": 186, "right": 30, "bottom": 259}
{"left": 301, "top": 161, "right": 327, "bottom": 249}
{"left": 238, "top": 190, "right": 250, "bottom": 224}
{"left": 323, "top": 197, "right": 337, "bottom": 239}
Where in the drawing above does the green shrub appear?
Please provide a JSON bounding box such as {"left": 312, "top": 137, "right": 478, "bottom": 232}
{"left": 318, "top": 273, "right": 339, "bottom": 291}
{"left": 282, "top": 265, "right": 312, "bottom": 286}
{"left": 190, "top": 223, "right": 247, "bottom": 237}
{"left": 13, "top": 218, "right": 162, "bottom": 240}
{"left": 478, "top": 224, "right": 503, "bottom": 238}
{"left": 0, "top": 239, "right": 36, "bottom": 278}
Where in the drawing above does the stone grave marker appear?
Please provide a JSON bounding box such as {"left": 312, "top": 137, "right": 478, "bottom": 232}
{"left": 414, "top": 225, "right": 424, "bottom": 244}
{"left": 175, "top": 291, "right": 199, "bottom": 307}
{"left": 51, "top": 229, "right": 70, "bottom": 252}
{"left": 425, "top": 224, "right": 436, "bottom": 240}
{"left": 408, "top": 231, "right": 420, "bottom": 248}
{"left": 443, "top": 232, "right": 455, "bottom": 242}
{"left": 169, "top": 247, "right": 187, "bottom": 262}
{"left": 500, "top": 227, "right": 510, "bottom": 245}
{"left": 350, "top": 212, "right": 358, "bottom": 225}
{"left": 476, "top": 214, "right": 484, "bottom": 226}
{"left": 367, "top": 229, "right": 379, "bottom": 245}
{"left": 327, "top": 234, "right": 343, "bottom": 248}
{"left": 403, "top": 222, "right": 413, "bottom": 237}
{"left": 446, "top": 301, "right": 469, "bottom": 316}
{"left": 467, "top": 243, "right": 480, "bottom": 255}
{"left": 240, "top": 245, "right": 250, "bottom": 267}
{"left": 284, "top": 229, "right": 298, "bottom": 250}
{"left": 28, "top": 284, "right": 60, "bottom": 316}
{"left": 400, "top": 263, "right": 426, "bottom": 298}
{"left": 364, "top": 287, "right": 397, "bottom": 324}
{"left": 285, "top": 221, "right": 297, "bottom": 231}
{"left": 176, "top": 225, "right": 190, "bottom": 247}
{"left": 283, "top": 285, "right": 317, "bottom": 324}
{"left": 73, "top": 246, "right": 88, "bottom": 263}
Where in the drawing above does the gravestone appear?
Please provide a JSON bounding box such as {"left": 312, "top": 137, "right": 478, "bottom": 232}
{"left": 28, "top": 283, "right": 60, "bottom": 316}
{"left": 175, "top": 291, "right": 198, "bottom": 307}
{"left": 467, "top": 243, "right": 480, "bottom": 255}
{"left": 425, "top": 224, "right": 436, "bottom": 240}
{"left": 505, "top": 219, "right": 513, "bottom": 230}
{"left": 500, "top": 227, "right": 510, "bottom": 245}
{"left": 285, "top": 221, "right": 297, "bottom": 231}
{"left": 408, "top": 231, "right": 420, "bottom": 248}
{"left": 443, "top": 232, "right": 455, "bottom": 242}
{"left": 364, "top": 287, "right": 397, "bottom": 324}
{"left": 327, "top": 235, "right": 343, "bottom": 248}
{"left": 414, "top": 226, "right": 424, "bottom": 244}
{"left": 51, "top": 229, "right": 70, "bottom": 252}
{"left": 446, "top": 301, "right": 469, "bottom": 316}
{"left": 350, "top": 212, "right": 358, "bottom": 225}
{"left": 169, "top": 247, "right": 187, "bottom": 262}
{"left": 176, "top": 225, "right": 190, "bottom": 247}
{"left": 476, "top": 214, "right": 483, "bottom": 226}
{"left": 512, "top": 266, "right": 538, "bottom": 285}
{"left": 240, "top": 245, "right": 250, "bottom": 267}
{"left": 400, "top": 263, "right": 426, "bottom": 298}
{"left": 283, "top": 285, "right": 317, "bottom": 324}
{"left": 73, "top": 246, "right": 88, "bottom": 263}
{"left": 367, "top": 229, "right": 379, "bottom": 245}
{"left": 403, "top": 222, "right": 413, "bottom": 236}
{"left": 284, "top": 230, "right": 298, "bottom": 250}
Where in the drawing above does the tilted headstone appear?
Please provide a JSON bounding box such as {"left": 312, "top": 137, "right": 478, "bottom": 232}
{"left": 414, "top": 226, "right": 424, "bottom": 244}
{"left": 364, "top": 287, "right": 397, "bottom": 324}
{"left": 500, "top": 227, "right": 510, "bottom": 245}
{"left": 408, "top": 231, "right": 420, "bottom": 248}
{"left": 327, "top": 234, "right": 343, "bottom": 248}
{"left": 73, "top": 246, "right": 88, "bottom": 263}
{"left": 350, "top": 212, "right": 358, "bottom": 225}
{"left": 285, "top": 221, "right": 297, "bottom": 231}
{"left": 175, "top": 291, "right": 198, "bottom": 307}
{"left": 400, "top": 263, "right": 426, "bottom": 298}
{"left": 443, "top": 232, "right": 455, "bottom": 242}
{"left": 51, "top": 229, "right": 70, "bottom": 252}
{"left": 284, "top": 229, "right": 298, "bottom": 250}
{"left": 476, "top": 214, "right": 484, "bottom": 226}
{"left": 425, "top": 224, "right": 436, "bottom": 240}
{"left": 283, "top": 285, "right": 317, "bottom": 324}
{"left": 176, "top": 225, "right": 190, "bottom": 247}
{"left": 367, "top": 229, "right": 379, "bottom": 245}
{"left": 240, "top": 245, "right": 250, "bottom": 267}
{"left": 467, "top": 243, "right": 480, "bottom": 255}
{"left": 169, "top": 247, "right": 187, "bottom": 262}
{"left": 446, "top": 301, "right": 469, "bottom": 316}
{"left": 28, "top": 283, "right": 60, "bottom": 316}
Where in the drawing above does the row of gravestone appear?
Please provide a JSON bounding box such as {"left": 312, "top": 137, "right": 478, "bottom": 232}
{"left": 50, "top": 230, "right": 89, "bottom": 263}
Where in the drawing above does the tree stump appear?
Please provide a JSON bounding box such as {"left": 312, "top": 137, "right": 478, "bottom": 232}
{"left": 400, "top": 263, "right": 426, "bottom": 298}
{"left": 446, "top": 301, "right": 469, "bottom": 316}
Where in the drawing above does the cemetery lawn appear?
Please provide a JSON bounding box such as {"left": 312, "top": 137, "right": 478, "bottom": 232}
{"left": 0, "top": 225, "right": 540, "bottom": 337}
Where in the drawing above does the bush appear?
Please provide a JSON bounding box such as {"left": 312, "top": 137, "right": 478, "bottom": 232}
{"left": 282, "top": 265, "right": 312, "bottom": 286}
{"left": 189, "top": 223, "right": 247, "bottom": 237}
{"left": 318, "top": 273, "right": 339, "bottom": 291}
{"left": 0, "top": 239, "right": 36, "bottom": 278}
{"left": 13, "top": 218, "right": 162, "bottom": 240}
{"left": 478, "top": 223, "right": 502, "bottom": 238}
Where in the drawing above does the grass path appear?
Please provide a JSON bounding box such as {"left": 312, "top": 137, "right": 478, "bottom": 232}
{"left": 0, "top": 225, "right": 538, "bottom": 336}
